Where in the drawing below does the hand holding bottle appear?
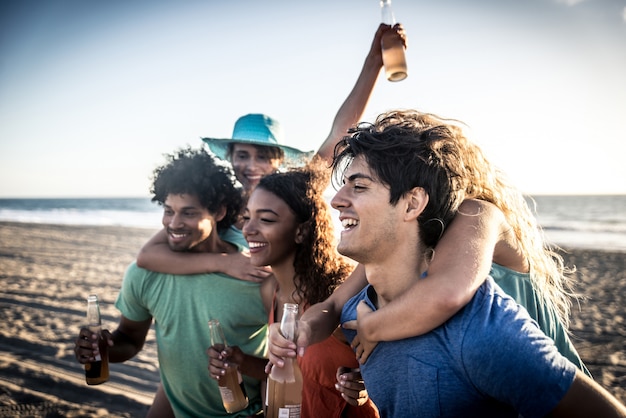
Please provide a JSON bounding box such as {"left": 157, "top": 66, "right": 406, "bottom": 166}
{"left": 265, "top": 318, "right": 312, "bottom": 372}
{"left": 380, "top": 0, "right": 408, "bottom": 81}
{"left": 208, "top": 319, "right": 249, "bottom": 413}
{"left": 74, "top": 294, "right": 111, "bottom": 385}
{"left": 266, "top": 303, "right": 303, "bottom": 418}
{"left": 364, "top": 23, "right": 407, "bottom": 73}
{"left": 74, "top": 327, "right": 113, "bottom": 363}
{"left": 207, "top": 344, "right": 245, "bottom": 380}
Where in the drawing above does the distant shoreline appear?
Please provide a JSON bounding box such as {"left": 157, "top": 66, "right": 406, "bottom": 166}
{"left": 3, "top": 194, "right": 626, "bottom": 252}
{"left": 3, "top": 218, "right": 625, "bottom": 253}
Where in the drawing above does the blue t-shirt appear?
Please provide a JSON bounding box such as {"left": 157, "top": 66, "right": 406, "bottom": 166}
{"left": 490, "top": 263, "right": 590, "bottom": 376}
{"left": 115, "top": 226, "right": 268, "bottom": 417}
{"left": 341, "top": 277, "right": 576, "bottom": 418}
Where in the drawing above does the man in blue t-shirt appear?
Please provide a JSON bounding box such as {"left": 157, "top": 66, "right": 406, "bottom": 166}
{"left": 329, "top": 110, "right": 626, "bottom": 417}
{"left": 74, "top": 147, "right": 268, "bottom": 417}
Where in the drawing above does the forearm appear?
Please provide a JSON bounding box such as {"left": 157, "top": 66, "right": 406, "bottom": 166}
{"left": 238, "top": 354, "right": 269, "bottom": 381}
{"left": 108, "top": 329, "right": 145, "bottom": 363}
{"left": 299, "top": 301, "right": 343, "bottom": 345}
{"left": 137, "top": 245, "right": 227, "bottom": 274}
{"left": 360, "top": 199, "right": 502, "bottom": 341}
{"left": 549, "top": 371, "right": 626, "bottom": 417}
{"left": 360, "top": 276, "right": 476, "bottom": 341}
{"left": 137, "top": 228, "right": 222, "bottom": 274}
{"left": 301, "top": 264, "right": 368, "bottom": 344}
{"left": 316, "top": 34, "right": 383, "bottom": 161}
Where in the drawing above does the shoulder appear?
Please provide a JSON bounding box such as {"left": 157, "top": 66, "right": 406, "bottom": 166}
{"left": 125, "top": 261, "right": 152, "bottom": 278}
{"left": 341, "top": 285, "right": 371, "bottom": 322}
{"left": 121, "top": 262, "right": 165, "bottom": 292}
{"left": 219, "top": 226, "right": 248, "bottom": 251}
{"left": 458, "top": 278, "right": 532, "bottom": 344}
{"left": 458, "top": 199, "right": 503, "bottom": 222}
{"left": 460, "top": 279, "right": 576, "bottom": 404}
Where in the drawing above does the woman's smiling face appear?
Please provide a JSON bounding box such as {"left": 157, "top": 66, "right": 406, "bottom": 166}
{"left": 242, "top": 187, "right": 301, "bottom": 268}
{"left": 230, "top": 144, "right": 282, "bottom": 191}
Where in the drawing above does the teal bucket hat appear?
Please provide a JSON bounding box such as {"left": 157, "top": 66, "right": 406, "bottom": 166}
{"left": 202, "top": 114, "right": 314, "bottom": 166}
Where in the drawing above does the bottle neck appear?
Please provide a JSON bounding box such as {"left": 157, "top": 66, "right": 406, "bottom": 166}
{"left": 280, "top": 304, "right": 298, "bottom": 342}
{"left": 88, "top": 324, "right": 101, "bottom": 333}
{"left": 381, "top": 0, "right": 395, "bottom": 25}
{"left": 87, "top": 307, "right": 101, "bottom": 327}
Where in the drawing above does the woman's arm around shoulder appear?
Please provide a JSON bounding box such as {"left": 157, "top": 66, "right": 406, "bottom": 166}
{"left": 359, "top": 199, "right": 510, "bottom": 342}
{"left": 136, "top": 228, "right": 270, "bottom": 282}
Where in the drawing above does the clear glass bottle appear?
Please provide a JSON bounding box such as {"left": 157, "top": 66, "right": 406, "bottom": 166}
{"left": 380, "top": 0, "right": 408, "bottom": 81}
{"left": 266, "top": 303, "right": 303, "bottom": 418}
{"left": 208, "top": 319, "right": 249, "bottom": 413}
{"left": 84, "top": 294, "right": 109, "bottom": 385}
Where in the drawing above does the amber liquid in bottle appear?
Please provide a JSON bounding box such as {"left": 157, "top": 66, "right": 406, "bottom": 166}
{"left": 382, "top": 35, "right": 408, "bottom": 82}
{"left": 85, "top": 295, "right": 109, "bottom": 385}
{"left": 380, "top": 0, "right": 408, "bottom": 82}
{"left": 266, "top": 303, "right": 303, "bottom": 418}
{"left": 209, "top": 319, "right": 249, "bottom": 413}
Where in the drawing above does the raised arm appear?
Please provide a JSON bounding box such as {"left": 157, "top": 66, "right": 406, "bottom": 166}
{"left": 136, "top": 228, "right": 271, "bottom": 282}
{"left": 315, "top": 23, "right": 406, "bottom": 162}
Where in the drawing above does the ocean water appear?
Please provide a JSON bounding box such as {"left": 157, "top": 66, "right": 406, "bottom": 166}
{"left": 0, "top": 198, "right": 163, "bottom": 230}
{"left": 529, "top": 195, "right": 626, "bottom": 252}
{"left": 0, "top": 195, "right": 625, "bottom": 252}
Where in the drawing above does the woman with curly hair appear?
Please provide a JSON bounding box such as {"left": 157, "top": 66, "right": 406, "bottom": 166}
{"left": 207, "top": 158, "right": 379, "bottom": 417}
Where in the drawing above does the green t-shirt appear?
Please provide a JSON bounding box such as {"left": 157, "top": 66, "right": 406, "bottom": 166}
{"left": 116, "top": 226, "right": 268, "bottom": 417}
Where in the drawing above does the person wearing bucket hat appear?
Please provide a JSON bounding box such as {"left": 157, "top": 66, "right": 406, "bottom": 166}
{"left": 137, "top": 22, "right": 407, "bottom": 277}
{"left": 202, "top": 113, "right": 315, "bottom": 191}
{"left": 201, "top": 23, "right": 406, "bottom": 194}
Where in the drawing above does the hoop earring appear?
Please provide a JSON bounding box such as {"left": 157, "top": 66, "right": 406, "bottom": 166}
{"left": 424, "top": 217, "right": 445, "bottom": 242}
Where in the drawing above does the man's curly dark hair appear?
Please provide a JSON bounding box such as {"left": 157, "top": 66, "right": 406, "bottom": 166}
{"left": 150, "top": 146, "right": 243, "bottom": 231}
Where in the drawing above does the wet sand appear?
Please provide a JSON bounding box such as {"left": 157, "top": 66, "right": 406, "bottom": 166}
{"left": 0, "top": 221, "right": 624, "bottom": 416}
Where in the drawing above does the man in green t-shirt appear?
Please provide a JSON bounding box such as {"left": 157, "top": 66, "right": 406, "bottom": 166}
{"left": 74, "top": 147, "right": 268, "bottom": 417}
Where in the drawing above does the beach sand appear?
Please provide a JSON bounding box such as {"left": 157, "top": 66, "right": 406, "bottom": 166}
{"left": 1, "top": 221, "right": 625, "bottom": 417}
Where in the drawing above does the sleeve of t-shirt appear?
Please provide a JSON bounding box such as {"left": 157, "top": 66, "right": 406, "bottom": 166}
{"left": 340, "top": 286, "right": 372, "bottom": 346}
{"left": 461, "top": 288, "right": 577, "bottom": 418}
{"left": 114, "top": 262, "right": 153, "bottom": 322}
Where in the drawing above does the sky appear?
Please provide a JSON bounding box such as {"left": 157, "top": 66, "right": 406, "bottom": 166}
{"left": 1, "top": 0, "right": 625, "bottom": 198}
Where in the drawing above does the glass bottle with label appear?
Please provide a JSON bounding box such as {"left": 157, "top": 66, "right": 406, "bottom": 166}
{"left": 84, "top": 294, "right": 109, "bottom": 385}
{"left": 266, "top": 303, "right": 303, "bottom": 418}
{"left": 380, "top": 0, "right": 408, "bottom": 81}
{"left": 208, "top": 319, "right": 249, "bottom": 413}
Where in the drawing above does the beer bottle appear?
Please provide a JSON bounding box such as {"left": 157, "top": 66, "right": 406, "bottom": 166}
{"left": 266, "top": 303, "right": 303, "bottom": 418}
{"left": 380, "top": 0, "right": 408, "bottom": 81}
{"left": 208, "top": 319, "right": 249, "bottom": 413}
{"left": 84, "top": 294, "right": 109, "bottom": 385}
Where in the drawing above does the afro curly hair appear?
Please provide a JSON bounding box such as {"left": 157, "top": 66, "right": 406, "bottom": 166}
{"left": 150, "top": 146, "right": 243, "bottom": 231}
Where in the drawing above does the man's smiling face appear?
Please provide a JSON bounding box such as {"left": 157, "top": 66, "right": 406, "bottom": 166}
{"left": 162, "top": 193, "right": 217, "bottom": 252}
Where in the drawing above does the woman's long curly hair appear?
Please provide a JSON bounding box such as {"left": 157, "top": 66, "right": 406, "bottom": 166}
{"left": 256, "top": 157, "right": 353, "bottom": 305}
{"left": 447, "top": 118, "right": 578, "bottom": 329}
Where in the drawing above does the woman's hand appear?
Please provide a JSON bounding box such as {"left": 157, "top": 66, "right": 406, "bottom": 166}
{"left": 335, "top": 366, "right": 369, "bottom": 406}
{"left": 343, "top": 300, "right": 378, "bottom": 364}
